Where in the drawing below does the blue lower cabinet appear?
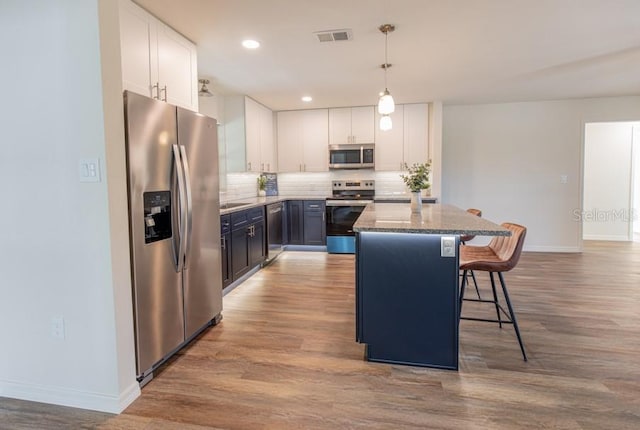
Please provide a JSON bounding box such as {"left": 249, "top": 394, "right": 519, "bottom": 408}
{"left": 356, "top": 231, "right": 459, "bottom": 370}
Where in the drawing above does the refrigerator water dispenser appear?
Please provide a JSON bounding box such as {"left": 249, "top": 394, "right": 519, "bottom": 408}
{"left": 143, "top": 191, "right": 172, "bottom": 243}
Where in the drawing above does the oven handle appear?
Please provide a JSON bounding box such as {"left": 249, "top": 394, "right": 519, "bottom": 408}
{"left": 326, "top": 200, "right": 373, "bottom": 207}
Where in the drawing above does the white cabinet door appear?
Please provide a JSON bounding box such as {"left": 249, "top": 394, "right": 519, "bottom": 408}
{"left": 277, "top": 109, "right": 328, "bottom": 173}
{"left": 375, "top": 106, "right": 404, "bottom": 171}
{"left": 119, "top": 0, "right": 198, "bottom": 112}
{"left": 245, "top": 97, "right": 276, "bottom": 172}
{"left": 328, "top": 107, "right": 352, "bottom": 145}
{"left": 156, "top": 23, "right": 198, "bottom": 111}
{"left": 329, "top": 106, "right": 374, "bottom": 145}
{"left": 351, "top": 106, "right": 374, "bottom": 144}
{"left": 403, "top": 104, "right": 429, "bottom": 166}
{"left": 302, "top": 109, "right": 329, "bottom": 172}
{"left": 119, "top": 0, "right": 153, "bottom": 98}
{"left": 244, "top": 97, "right": 261, "bottom": 172}
{"left": 277, "top": 111, "right": 304, "bottom": 173}
{"left": 260, "top": 105, "right": 276, "bottom": 172}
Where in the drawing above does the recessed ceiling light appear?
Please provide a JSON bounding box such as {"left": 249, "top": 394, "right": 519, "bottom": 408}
{"left": 301, "top": 96, "right": 313, "bottom": 102}
{"left": 242, "top": 39, "right": 260, "bottom": 49}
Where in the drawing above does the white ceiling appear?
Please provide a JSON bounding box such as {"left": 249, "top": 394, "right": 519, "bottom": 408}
{"left": 135, "top": 0, "right": 640, "bottom": 111}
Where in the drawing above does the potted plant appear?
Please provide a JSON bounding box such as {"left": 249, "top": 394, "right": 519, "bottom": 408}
{"left": 400, "top": 161, "right": 431, "bottom": 213}
{"left": 257, "top": 175, "right": 267, "bottom": 197}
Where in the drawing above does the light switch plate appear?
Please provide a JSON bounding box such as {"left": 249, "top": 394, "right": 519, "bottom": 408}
{"left": 441, "top": 236, "right": 456, "bottom": 257}
{"left": 79, "top": 158, "right": 101, "bottom": 183}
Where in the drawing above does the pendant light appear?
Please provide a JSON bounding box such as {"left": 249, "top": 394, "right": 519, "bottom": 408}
{"left": 378, "top": 24, "right": 395, "bottom": 117}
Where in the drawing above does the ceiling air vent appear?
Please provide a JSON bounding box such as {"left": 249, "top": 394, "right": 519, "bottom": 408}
{"left": 315, "top": 29, "right": 353, "bottom": 43}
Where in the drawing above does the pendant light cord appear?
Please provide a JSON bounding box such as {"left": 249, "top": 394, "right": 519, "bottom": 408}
{"left": 384, "top": 30, "right": 388, "bottom": 90}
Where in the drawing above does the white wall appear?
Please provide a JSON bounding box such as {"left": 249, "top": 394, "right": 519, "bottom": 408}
{"left": 583, "top": 122, "right": 637, "bottom": 241}
{"left": 442, "top": 97, "right": 640, "bottom": 252}
{"left": 0, "top": 0, "right": 138, "bottom": 413}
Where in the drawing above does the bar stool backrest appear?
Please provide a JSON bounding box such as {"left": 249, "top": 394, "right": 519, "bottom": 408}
{"left": 487, "top": 223, "right": 527, "bottom": 272}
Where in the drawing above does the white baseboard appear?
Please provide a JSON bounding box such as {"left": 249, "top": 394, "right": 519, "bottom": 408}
{"left": 523, "top": 245, "right": 581, "bottom": 253}
{"left": 0, "top": 379, "right": 140, "bottom": 414}
{"left": 583, "top": 234, "right": 630, "bottom": 242}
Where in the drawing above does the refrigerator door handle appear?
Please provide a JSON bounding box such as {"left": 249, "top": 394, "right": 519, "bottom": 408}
{"left": 172, "top": 144, "right": 187, "bottom": 272}
{"left": 180, "top": 145, "right": 193, "bottom": 268}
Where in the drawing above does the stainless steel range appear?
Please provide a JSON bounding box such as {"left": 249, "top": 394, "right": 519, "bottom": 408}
{"left": 326, "top": 180, "right": 375, "bottom": 254}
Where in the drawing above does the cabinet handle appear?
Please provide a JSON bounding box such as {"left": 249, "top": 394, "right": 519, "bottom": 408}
{"left": 304, "top": 164, "right": 306, "bottom": 171}
{"left": 248, "top": 162, "right": 252, "bottom": 171}
{"left": 221, "top": 235, "right": 226, "bottom": 250}
{"left": 152, "top": 82, "right": 160, "bottom": 100}
{"left": 267, "top": 163, "right": 270, "bottom": 171}
{"left": 261, "top": 163, "right": 264, "bottom": 171}
{"left": 161, "top": 85, "right": 167, "bottom": 102}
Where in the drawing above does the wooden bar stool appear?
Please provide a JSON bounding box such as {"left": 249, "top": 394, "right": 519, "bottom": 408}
{"left": 460, "top": 208, "right": 482, "bottom": 299}
{"left": 458, "top": 222, "right": 528, "bottom": 361}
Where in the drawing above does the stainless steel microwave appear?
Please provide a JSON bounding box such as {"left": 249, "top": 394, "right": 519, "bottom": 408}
{"left": 329, "top": 144, "right": 375, "bottom": 169}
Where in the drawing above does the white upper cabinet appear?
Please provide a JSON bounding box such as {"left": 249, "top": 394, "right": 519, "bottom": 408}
{"left": 403, "top": 103, "right": 430, "bottom": 167}
{"left": 302, "top": 109, "right": 329, "bottom": 172}
{"left": 277, "top": 111, "right": 303, "bottom": 173}
{"left": 244, "top": 97, "right": 276, "bottom": 172}
{"left": 374, "top": 105, "right": 405, "bottom": 171}
{"left": 329, "top": 106, "right": 374, "bottom": 145}
{"left": 277, "top": 109, "right": 329, "bottom": 173}
{"left": 375, "top": 103, "right": 430, "bottom": 171}
{"left": 119, "top": 0, "right": 198, "bottom": 111}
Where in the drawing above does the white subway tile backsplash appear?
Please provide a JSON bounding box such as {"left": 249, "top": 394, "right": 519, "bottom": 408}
{"left": 220, "top": 170, "right": 422, "bottom": 202}
{"left": 222, "top": 172, "right": 260, "bottom": 202}
{"left": 277, "top": 173, "right": 332, "bottom": 196}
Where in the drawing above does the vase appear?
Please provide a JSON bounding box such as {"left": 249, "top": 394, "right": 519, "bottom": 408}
{"left": 410, "top": 191, "right": 422, "bottom": 213}
{"left": 258, "top": 189, "right": 266, "bottom": 197}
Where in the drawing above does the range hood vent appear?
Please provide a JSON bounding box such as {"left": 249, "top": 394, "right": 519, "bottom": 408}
{"left": 315, "top": 29, "right": 353, "bottom": 42}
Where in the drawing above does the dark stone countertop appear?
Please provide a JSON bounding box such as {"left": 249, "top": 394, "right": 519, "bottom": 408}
{"left": 353, "top": 203, "right": 510, "bottom": 236}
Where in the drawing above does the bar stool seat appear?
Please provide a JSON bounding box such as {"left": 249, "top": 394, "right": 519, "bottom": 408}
{"left": 459, "top": 222, "right": 528, "bottom": 361}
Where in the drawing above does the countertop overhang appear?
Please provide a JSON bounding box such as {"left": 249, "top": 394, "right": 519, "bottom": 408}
{"left": 353, "top": 203, "right": 510, "bottom": 236}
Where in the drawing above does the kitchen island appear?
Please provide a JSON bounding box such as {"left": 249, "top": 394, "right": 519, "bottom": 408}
{"left": 353, "top": 203, "right": 509, "bottom": 370}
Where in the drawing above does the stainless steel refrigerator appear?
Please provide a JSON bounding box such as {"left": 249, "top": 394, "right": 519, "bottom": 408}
{"left": 123, "top": 91, "right": 222, "bottom": 384}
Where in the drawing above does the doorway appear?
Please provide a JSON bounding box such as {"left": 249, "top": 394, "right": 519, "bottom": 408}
{"left": 583, "top": 121, "right": 640, "bottom": 242}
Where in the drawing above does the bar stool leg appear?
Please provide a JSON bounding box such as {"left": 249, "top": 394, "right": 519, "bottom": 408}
{"left": 488, "top": 272, "right": 503, "bottom": 328}
{"left": 470, "top": 270, "right": 481, "bottom": 299}
{"left": 498, "top": 272, "right": 527, "bottom": 361}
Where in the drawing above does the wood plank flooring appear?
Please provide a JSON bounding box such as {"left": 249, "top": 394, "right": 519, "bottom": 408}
{"left": 2, "top": 241, "right": 640, "bottom": 429}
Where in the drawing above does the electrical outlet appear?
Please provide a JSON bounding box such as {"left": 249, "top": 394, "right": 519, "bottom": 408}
{"left": 441, "top": 236, "right": 456, "bottom": 257}
{"left": 51, "top": 316, "right": 65, "bottom": 340}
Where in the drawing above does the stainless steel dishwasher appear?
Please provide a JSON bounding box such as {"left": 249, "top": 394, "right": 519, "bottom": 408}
{"left": 265, "top": 202, "right": 284, "bottom": 264}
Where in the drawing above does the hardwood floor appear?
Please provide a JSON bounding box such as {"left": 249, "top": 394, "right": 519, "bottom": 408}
{"left": 2, "top": 241, "right": 640, "bottom": 429}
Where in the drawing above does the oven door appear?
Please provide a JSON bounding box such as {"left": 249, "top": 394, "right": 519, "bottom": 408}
{"left": 325, "top": 200, "right": 371, "bottom": 254}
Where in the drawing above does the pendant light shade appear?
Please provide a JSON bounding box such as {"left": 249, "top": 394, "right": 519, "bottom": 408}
{"left": 378, "top": 24, "right": 395, "bottom": 127}
{"left": 378, "top": 89, "right": 395, "bottom": 115}
{"left": 380, "top": 114, "right": 392, "bottom": 131}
